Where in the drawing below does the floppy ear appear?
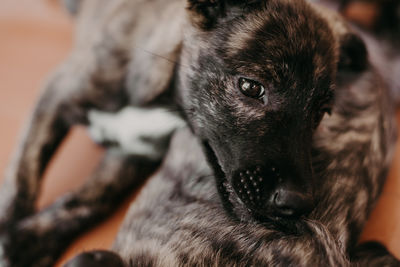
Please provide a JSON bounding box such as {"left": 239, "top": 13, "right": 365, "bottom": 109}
{"left": 338, "top": 33, "right": 368, "bottom": 72}
{"left": 187, "top": 0, "right": 226, "bottom": 29}
{"left": 187, "top": 0, "right": 263, "bottom": 29}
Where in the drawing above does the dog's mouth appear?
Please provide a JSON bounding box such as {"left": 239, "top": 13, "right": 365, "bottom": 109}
{"left": 202, "top": 141, "right": 314, "bottom": 224}
{"left": 213, "top": 159, "right": 314, "bottom": 223}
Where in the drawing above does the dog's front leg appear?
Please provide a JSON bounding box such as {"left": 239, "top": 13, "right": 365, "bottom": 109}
{"left": 0, "top": 48, "right": 128, "bottom": 227}
{"left": 0, "top": 65, "right": 77, "bottom": 227}
{"left": 0, "top": 151, "right": 156, "bottom": 267}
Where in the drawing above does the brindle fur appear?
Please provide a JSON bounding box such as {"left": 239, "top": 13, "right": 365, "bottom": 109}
{"left": 0, "top": 0, "right": 399, "bottom": 266}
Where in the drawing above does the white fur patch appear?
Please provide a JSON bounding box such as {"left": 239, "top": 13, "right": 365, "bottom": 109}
{"left": 88, "top": 107, "right": 186, "bottom": 160}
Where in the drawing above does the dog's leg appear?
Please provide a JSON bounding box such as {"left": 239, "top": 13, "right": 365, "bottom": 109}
{"left": 0, "top": 150, "right": 156, "bottom": 267}
{"left": 0, "top": 67, "right": 77, "bottom": 225}
{"left": 0, "top": 105, "right": 183, "bottom": 266}
{"left": 0, "top": 48, "right": 128, "bottom": 227}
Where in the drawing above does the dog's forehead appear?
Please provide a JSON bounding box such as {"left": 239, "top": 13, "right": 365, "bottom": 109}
{"left": 219, "top": 0, "right": 336, "bottom": 93}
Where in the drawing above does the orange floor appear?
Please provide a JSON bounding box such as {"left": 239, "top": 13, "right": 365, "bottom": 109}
{"left": 0, "top": 0, "right": 399, "bottom": 266}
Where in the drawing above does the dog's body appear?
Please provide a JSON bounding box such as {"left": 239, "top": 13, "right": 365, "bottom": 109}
{"left": 0, "top": 0, "right": 399, "bottom": 266}
{"left": 80, "top": 51, "right": 399, "bottom": 267}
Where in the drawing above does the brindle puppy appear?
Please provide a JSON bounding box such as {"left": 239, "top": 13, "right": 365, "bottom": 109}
{"left": 0, "top": 0, "right": 398, "bottom": 266}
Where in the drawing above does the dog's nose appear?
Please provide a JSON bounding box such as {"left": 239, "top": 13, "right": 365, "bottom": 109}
{"left": 232, "top": 166, "right": 313, "bottom": 219}
{"left": 272, "top": 188, "right": 313, "bottom": 218}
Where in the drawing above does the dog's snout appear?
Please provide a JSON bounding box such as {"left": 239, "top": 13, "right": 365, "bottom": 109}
{"left": 232, "top": 165, "right": 313, "bottom": 220}
{"left": 232, "top": 165, "right": 279, "bottom": 211}
{"left": 233, "top": 166, "right": 267, "bottom": 208}
{"left": 272, "top": 188, "right": 313, "bottom": 218}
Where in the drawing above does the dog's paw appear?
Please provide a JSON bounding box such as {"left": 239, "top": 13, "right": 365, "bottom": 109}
{"left": 88, "top": 107, "right": 186, "bottom": 160}
{"left": 0, "top": 227, "right": 59, "bottom": 267}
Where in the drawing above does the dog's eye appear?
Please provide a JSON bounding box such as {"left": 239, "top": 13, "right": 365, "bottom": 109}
{"left": 238, "top": 78, "right": 265, "bottom": 99}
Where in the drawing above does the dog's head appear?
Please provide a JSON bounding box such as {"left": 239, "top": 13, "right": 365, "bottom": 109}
{"left": 178, "top": 0, "right": 367, "bottom": 222}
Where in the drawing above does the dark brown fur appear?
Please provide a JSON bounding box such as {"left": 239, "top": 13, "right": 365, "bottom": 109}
{"left": 0, "top": 0, "right": 398, "bottom": 266}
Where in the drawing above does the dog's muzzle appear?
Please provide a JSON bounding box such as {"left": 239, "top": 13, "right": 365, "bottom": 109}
{"left": 232, "top": 165, "right": 313, "bottom": 219}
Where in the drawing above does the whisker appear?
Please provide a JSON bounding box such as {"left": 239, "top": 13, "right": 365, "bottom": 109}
{"left": 131, "top": 44, "right": 191, "bottom": 69}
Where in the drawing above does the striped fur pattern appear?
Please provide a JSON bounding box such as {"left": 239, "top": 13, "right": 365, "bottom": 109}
{"left": 0, "top": 0, "right": 399, "bottom": 266}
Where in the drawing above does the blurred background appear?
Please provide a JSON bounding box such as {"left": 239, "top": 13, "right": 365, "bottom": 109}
{"left": 0, "top": 0, "right": 399, "bottom": 266}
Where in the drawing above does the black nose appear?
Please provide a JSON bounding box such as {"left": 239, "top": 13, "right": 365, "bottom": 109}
{"left": 232, "top": 166, "right": 313, "bottom": 219}
{"left": 272, "top": 188, "right": 313, "bottom": 218}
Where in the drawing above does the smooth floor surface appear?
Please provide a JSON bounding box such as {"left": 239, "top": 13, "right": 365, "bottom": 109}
{"left": 0, "top": 0, "right": 399, "bottom": 265}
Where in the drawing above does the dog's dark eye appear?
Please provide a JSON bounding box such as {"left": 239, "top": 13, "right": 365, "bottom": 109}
{"left": 238, "top": 78, "right": 265, "bottom": 99}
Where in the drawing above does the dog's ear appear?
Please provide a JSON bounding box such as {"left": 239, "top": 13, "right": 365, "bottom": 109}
{"left": 187, "top": 0, "right": 226, "bottom": 29}
{"left": 313, "top": 5, "right": 368, "bottom": 72}
{"left": 338, "top": 33, "right": 368, "bottom": 72}
{"left": 187, "top": 0, "right": 262, "bottom": 29}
